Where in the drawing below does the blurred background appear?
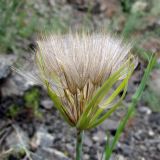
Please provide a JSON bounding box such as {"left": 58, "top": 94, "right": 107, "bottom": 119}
{"left": 0, "top": 0, "right": 160, "bottom": 160}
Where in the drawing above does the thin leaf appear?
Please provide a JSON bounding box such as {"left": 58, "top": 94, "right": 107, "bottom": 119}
{"left": 47, "top": 84, "right": 74, "bottom": 126}
{"left": 87, "top": 77, "right": 128, "bottom": 128}
{"left": 77, "top": 63, "right": 129, "bottom": 129}
{"left": 101, "top": 131, "right": 110, "bottom": 160}
{"left": 87, "top": 64, "right": 133, "bottom": 129}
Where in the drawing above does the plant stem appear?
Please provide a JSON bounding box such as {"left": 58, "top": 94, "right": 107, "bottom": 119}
{"left": 76, "top": 130, "right": 84, "bottom": 160}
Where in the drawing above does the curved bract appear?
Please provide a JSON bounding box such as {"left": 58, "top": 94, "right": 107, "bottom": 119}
{"left": 35, "top": 32, "right": 136, "bottom": 129}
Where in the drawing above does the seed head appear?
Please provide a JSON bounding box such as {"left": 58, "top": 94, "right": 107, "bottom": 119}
{"left": 17, "top": 32, "right": 136, "bottom": 129}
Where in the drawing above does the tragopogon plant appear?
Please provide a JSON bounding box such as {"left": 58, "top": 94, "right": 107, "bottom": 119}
{"left": 16, "top": 32, "right": 136, "bottom": 160}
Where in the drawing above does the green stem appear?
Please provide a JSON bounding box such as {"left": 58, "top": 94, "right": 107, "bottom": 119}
{"left": 76, "top": 130, "right": 84, "bottom": 160}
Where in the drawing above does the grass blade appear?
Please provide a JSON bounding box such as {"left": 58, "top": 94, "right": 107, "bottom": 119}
{"left": 47, "top": 84, "right": 74, "bottom": 126}
{"left": 104, "top": 55, "right": 156, "bottom": 160}
{"left": 77, "top": 62, "right": 131, "bottom": 129}
{"left": 87, "top": 64, "right": 133, "bottom": 129}
{"left": 87, "top": 77, "right": 128, "bottom": 129}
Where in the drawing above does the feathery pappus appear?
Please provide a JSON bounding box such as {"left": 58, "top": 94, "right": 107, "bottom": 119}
{"left": 14, "top": 32, "right": 136, "bottom": 129}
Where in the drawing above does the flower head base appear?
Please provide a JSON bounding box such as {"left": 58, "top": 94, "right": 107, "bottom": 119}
{"left": 35, "top": 32, "right": 136, "bottom": 130}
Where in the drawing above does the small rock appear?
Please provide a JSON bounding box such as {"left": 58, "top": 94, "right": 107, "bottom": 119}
{"left": 140, "top": 145, "right": 147, "bottom": 151}
{"left": 0, "top": 54, "right": 17, "bottom": 80}
{"left": 101, "top": 119, "right": 118, "bottom": 132}
{"left": 41, "top": 147, "right": 70, "bottom": 160}
{"left": 96, "top": 131, "right": 106, "bottom": 143}
{"left": 134, "top": 130, "right": 144, "bottom": 140}
{"left": 113, "top": 154, "right": 127, "bottom": 160}
{"left": 41, "top": 99, "right": 54, "bottom": 109}
{"left": 84, "top": 135, "right": 93, "bottom": 147}
{"left": 138, "top": 106, "right": 152, "bottom": 115}
{"left": 1, "top": 74, "right": 26, "bottom": 97}
{"left": 66, "top": 143, "right": 74, "bottom": 153}
{"left": 6, "top": 125, "right": 29, "bottom": 149}
{"left": 84, "top": 154, "right": 90, "bottom": 160}
{"left": 157, "top": 143, "right": 160, "bottom": 151}
{"left": 118, "top": 155, "right": 127, "bottom": 160}
{"left": 30, "top": 128, "right": 55, "bottom": 150}
{"left": 149, "top": 112, "right": 160, "bottom": 125}
{"left": 32, "top": 147, "right": 70, "bottom": 160}
{"left": 148, "top": 129, "right": 155, "bottom": 137}
{"left": 117, "top": 143, "right": 133, "bottom": 156}
{"left": 92, "top": 135, "right": 99, "bottom": 142}
{"left": 0, "top": 65, "right": 10, "bottom": 80}
{"left": 131, "top": 1, "right": 148, "bottom": 13}
{"left": 1, "top": 54, "right": 40, "bottom": 97}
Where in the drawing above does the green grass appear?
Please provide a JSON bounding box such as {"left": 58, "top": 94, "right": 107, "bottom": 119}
{"left": 0, "top": 0, "right": 70, "bottom": 54}
{"left": 0, "top": 0, "right": 37, "bottom": 53}
{"left": 142, "top": 88, "right": 160, "bottom": 112}
{"left": 7, "top": 104, "right": 20, "bottom": 118}
{"left": 0, "top": 0, "right": 21, "bottom": 52}
{"left": 120, "top": 0, "right": 132, "bottom": 13}
{"left": 122, "top": 13, "right": 140, "bottom": 39}
{"left": 24, "top": 87, "right": 41, "bottom": 118}
{"left": 6, "top": 87, "right": 42, "bottom": 119}
{"left": 103, "top": 55, "right": 156, "bottom": 160}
